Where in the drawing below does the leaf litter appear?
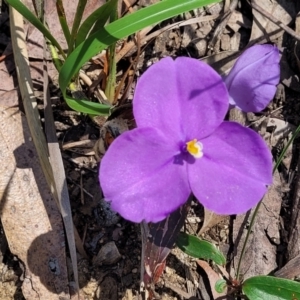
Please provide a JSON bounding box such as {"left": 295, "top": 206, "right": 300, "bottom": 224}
{"left": 1, "top": 0, "right": 300, "bottom": 299}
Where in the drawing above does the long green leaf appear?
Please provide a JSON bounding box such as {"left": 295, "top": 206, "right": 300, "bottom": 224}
{"left": 65, "top": 98, "right": 111, "bottom": 115}
{"left": 59, "top": 0, "right": 220, "bottom": 114}
{"left": 68, "top": 0, "right": 87, "bottom": 55}
{"left": 6, "top": 0, "right": 66, "bottom": 59}
{"left": 243, "top": 276, "right": 300, "bottom": 300}
{"left": 76, "top": 0, "right": 118, "bottom": 47}
{"left": 56, "top": 0, "right": 71, "bottom": 48}
{"left": 176, "top": 232, "right": 226, "bottom": 266}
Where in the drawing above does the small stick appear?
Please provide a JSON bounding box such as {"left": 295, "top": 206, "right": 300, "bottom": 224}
{"left": 116, "top": 15, "right": 219, "bottom": 62}
{"left": 123, "top": 0, "right": 134, "bottom": 13}
{"left": 208, "top": 0, "right": 239, "bottom": 52}
{"left": 250, "top": 1, "right": 300, "bottom": 42}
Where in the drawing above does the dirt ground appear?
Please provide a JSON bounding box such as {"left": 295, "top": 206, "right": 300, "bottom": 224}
{"left": 1, "top": 0, "right": 300, "bottom": 299}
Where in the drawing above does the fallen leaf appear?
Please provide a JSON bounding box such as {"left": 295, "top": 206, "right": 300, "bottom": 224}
{"left": 198, "top": 208, "right": 226, "bottom": 236}
{"left": 197, "top": 260, "right": 227, "bottom": 299}
{"left": 141, "top": 201, "right": 190, "bottom": 296}
{"left": 231, "top": 170, "right": 282, "bottom": 280}
{"left": 0, "top": 43, "right": 19, "bottom": 107}
{"left": 275, "top": 254, "right": 300, "bottom": 279}
{"left": 0, "top": 107, "right": 70, "bottom": 299}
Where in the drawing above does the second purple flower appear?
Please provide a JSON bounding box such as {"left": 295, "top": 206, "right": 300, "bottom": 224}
{"left": 225, "top": 44, "right": 280, "bottom": 112}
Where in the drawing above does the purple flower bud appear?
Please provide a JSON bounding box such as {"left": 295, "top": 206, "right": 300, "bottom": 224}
{"left": 224, "top": 45, "right": 280, "bottom": 112}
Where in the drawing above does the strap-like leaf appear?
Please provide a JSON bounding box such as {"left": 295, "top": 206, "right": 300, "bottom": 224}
{"left": 242, "top": 276, "right": 300, "bottom": 300}
{"left": 76, "top": 0, "right": 118, "bottom": 47}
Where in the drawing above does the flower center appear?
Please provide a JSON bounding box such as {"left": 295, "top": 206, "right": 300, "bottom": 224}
{"left": 186, "top": 139, "right": 203, "bottom": 158}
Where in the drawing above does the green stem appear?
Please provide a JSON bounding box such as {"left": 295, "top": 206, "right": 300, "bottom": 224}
{"left": 236, "top": 122, "right": 300, "bottom": 279}
{"left": 105, "top": 0, "right": 118, "bottom": 103}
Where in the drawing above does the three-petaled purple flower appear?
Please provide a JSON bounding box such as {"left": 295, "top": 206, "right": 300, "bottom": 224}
{"left": 100, "top": 54, "right": 274, "bottom": 223}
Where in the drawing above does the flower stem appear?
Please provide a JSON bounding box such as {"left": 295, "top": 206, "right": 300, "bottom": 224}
{"left": 236, "top": 122, "right": 300, "bottom": 279}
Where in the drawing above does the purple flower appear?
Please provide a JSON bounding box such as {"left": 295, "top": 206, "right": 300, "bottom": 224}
{"left": 100, "top": 57, "right": 272, "bottom": 223}
{"left": 225, "top": 44, "right": 280, "bottom": 112}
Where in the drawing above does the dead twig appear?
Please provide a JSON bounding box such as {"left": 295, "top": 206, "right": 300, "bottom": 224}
{"left": 208, "top": 0, "right": 239, "bottom": 52}
{"left": 116, "top": 15, "right": 219, "bottom": 62}
{"left": 250, "top": 1, "right": 300, "bottom": 42}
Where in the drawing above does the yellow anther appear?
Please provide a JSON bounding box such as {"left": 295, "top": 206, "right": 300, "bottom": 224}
{"left": 186, "top": 139, "right": 203, "bottom": 158}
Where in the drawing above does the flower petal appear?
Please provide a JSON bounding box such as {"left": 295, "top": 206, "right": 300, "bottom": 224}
{"left": 188, "top": 122, "right": 272, "bottom": 214}
{"left": 224, "top": 44, "right": 280, "bottom": 112}
{"left": 133, "top": 57, "right": 229, "bottom": 140}
{"left": 99, "top": 127, "right": 191, "bottom": 223}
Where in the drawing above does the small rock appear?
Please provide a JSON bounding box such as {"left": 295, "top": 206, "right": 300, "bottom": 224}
{"left": 220, "top": 34, "right": 231, "bottom": 51}
{"left": 97, "top": 199, "right": 121, "bottom": 227}
{"left": 187, "top": 216, "right": 201, "bottom": 224}
{"left": 165, "top": 266, "right": 174, "bottom": 275}
{"left": 230, "top": 32, "right": 241, "bottom": 51}
{"left": 196, "top": 21, "right": 212, "bottom": 39}
{"left": 122, "top": 273, "right": 133, "bottom": 286}
{"left": 54, "top": 121, "right": 71, "bottom": 131}
{"left": 206, "top": 2, "right": 224, "bottom": 15}
{"left": 227, "top": 11, "right": 251, "bottom": 32}
{"left": 93, "top": 241, "right": 121, "bottom": 266}
{"left": 182, "top": 25, "right": 195, "bottom": 48}
{"left": 153, "top": 30, "right": 171, "bottom": 56}
{"left": 112, "top": 227, "right": 123, "bottom": 241}
{"left": 193, "top": 39, "right": 207, "bottom": 57}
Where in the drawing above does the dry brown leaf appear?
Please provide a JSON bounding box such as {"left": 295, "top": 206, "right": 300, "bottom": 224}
{"left": 287, "top": 151, "right": 300, "bottom": 262}
{"left": 231, "top": 170, "right": 282, "bottom": 279}
{"left": 0, "top": 107, "right": 70, "bottom": 299}
{"left": 280, "top": 48, "right": 300, "bottom": 92}
{"left": 250, "top": 0, "right": 296, "bottom": 44}
{"left": 275, "top": 254, "right": 300, "bottom": 279}
{"left": 0, "top": 43, "right": 19, "bottom": 107}
{"left": 198, "top": 208, "right": 226, "bottom": 236}
{"left": 197, "top": 260, "right": 227, "bottom": 299}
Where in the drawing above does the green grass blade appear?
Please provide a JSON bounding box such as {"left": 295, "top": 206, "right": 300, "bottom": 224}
{"left": 105, "top": 42, "right": 117, "bottom": 103}
{"left": 56, "top": 0, "right": 71, "bottom": 48}
{"left": 76, "top": 0, "right": 118, "bottom": 47}
{"left": 47, "top": 42, "right": 63, "bottom": 72}
{"left": 88, "top": 0, "right": 118, "bottom": 38}
{"left": 65, "top": 98, "right": 111, "bottom": 115}
{"left": 6, "top": 0, "right": 66, "bottom": 59}
{"left": 59, "top": 0, "right": 220, "bottom": 114}
{"left": 105, "top": 0, "right": 118, "bottom": 103}
{"left": 68, "top": 0, "right": 88, "bottom": 55}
